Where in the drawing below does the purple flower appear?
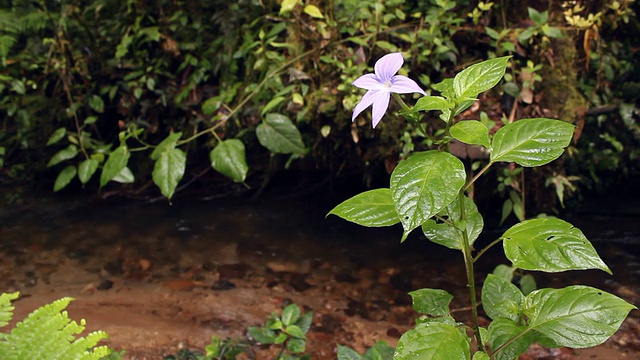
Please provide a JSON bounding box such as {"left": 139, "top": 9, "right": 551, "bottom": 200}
{"left": 351, "top": 52, "right": 426, "bottom": 128}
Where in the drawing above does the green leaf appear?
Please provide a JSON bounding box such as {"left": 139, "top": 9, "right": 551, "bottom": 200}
{"left": 100, "top": 146, "right": 130, "bottom": 187}
{"left": 54, "top": 166, "right": 77, "bottom": 191}
{"left": 481, "top": 274, "right": 524, "bottom": 322}
{"left": 502, "top": 218, "right": 611, "bottom": 274}
{"left": 422, "top": 196, "right": 483, "bottom": 250}
{"left": 286, "top": 338, "right": 306, "bottom": 353}
{"left": 524, "top": 286, "right": 637, "bottom": 348}
{"left": 365, "top": 341, "right": 395, "bottom": 360}
{"left": 395, "top": 323, "right": 470, "bottom": 360}
{"left": 520, "top": 274, "right": 537, "bottom": 295}
{"left": 152, "top": 148, "right": 186, "bottom": 200}
{"left": 488, "top": 319, "right": 535, "bottom": 360}
{"left": 248, "top": 326, "right": 276, "bottom": 344}
{"left": 413, "top": 96, "right": 453, "bottom": 113}
{"left": 47, "top": 145, "right": 78, "bottom": 167}
{"left": 202, "top": 97, "right": 221, "bottom": 115}
{"left": 450, "top": 120, "right": 491, "bottom": 148}
{"left": 453, "top": 56, "right": 511, "bottom": 100}
{"left": 390, "top": 151, "right": 466, "bottom": 241}
{"left": 256, "top": 113, "right": 305, "bottom": 155}
{"left": 0, "top": 292, "right": 19, "bottom": 328}
{"left": 280, "top": 0, "right": 298, "bottom": 14}
{"left": 492, "top": 264, "right": 515, "bottom": 282}
{"left": 409, "top": 289, "right": 453, "bottom": 317}
{"left": 150, "top": 132, "right": 182, "bottom": 160}
{"left": 47, "top": 128, "right": 67, "bottom": 146}
{"left": 472, "top": 351, "right": 490, "bottom": 360}
{"left": 210, "top": 139, "right": 248, "bottom": 183}
{"left": 337, "top": 345, "right": 363, "bottom": 360}
{"left": 303, "top": 4, "right": 324, "bottom": 18}
{"left": 285, "top": 324, "right": 305, "bottom": 339}
{"left": 281, "top": 304, "right": 301, "bottom": 326}
{"left": 89, "top": 95, "right": 104, "bottom": 113}
{"left": 296, "top": 311, "right": 313, "bottom": 334}
{"left": 490, "top": 118, "right": 575, "bottom": 167}
{"left": 112, "top": 167, "right": 134, "bottom": 183}
{"left": 542, "top": 24, "right": 563, "bottom": 38}
{"left": 261, "top": 96, "right": 286, "bottom": 115}
{"left": 78, "top": 159, "right": 99, "bottom": 184}
{"left": 327, "top": 189, "right": 399, "bottom": 227}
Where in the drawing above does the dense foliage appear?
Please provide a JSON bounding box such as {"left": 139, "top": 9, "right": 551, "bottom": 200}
{"left": 0, "top": 0, "right": 637, "bottom": 211}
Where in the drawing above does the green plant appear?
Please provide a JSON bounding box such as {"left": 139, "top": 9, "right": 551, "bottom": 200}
{"left": 337, "top": 340, "right": 395, "bottom": 360}
{"left": 0, "top": 292, "right": 112, "bottom": 359}
{"left": 162, "top": 336, "right": 252, "bottom": 360}
{"left": 329, "top": 53, "right": 636, "bottom": 359}
{"left": 247, "top": 303, "right": 312, "bottom": 360}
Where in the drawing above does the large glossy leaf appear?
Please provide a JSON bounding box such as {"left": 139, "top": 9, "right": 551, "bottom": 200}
{"left": 336, "top": 345, "right": 362, "bottom": 360}
{"left": 150, "top": 132, "right": 182, "bottom": 160}
{"left": 152, "top": 147, "right": 186, "bottom": 200}
{"left": 409, "top": 289, "right": 454, "bottom": 317}
{"left": 328, "top": 189, "right": 399, "bottom": 227}
{"left": 481, "top": 274, "right": 523, "bottom": 322}
{"left": 256, "top": 113, "right": 305, "bottom": 155}
{"left": 78, "top": 159, "right": 99, "bottom": 184}
{"left": 210, "top": 139, "right": 248, "bottom": 183}
{"left": 524, "top": 286, "right": 636, "bottom": 348}
{"left": 53, "top": 165, "right": 76, "bottom": 191}
{"left": 100, "top": 145, "right": 130, "bottom": 187}
{"left": 450, "top": 120, "right": 491, "bottom": 148}
{"left": 395, "top": 323, "right": 470, "bottom": 360}
{"left": 390, "top": 151, "right": 466, "bottom": 241}
{"left": 422, "top": 196, "right": 483, "bottom": 250}
{"left": 502, "top": 218, "right": 611, "bottom": 274}
{"left": 488, "top": 319, "right": 535, "bottom": 360}
{"left": 490, "top": 118, "right": 575, "bottom": 167}
{"left": 472, "top": 352, "right": 490, "bottom": 360}
{"left": 47, "top": 145, "right": 78, "bottom": 167}
{"left": 453, "top": 56, "right": 511, "bottom": 100}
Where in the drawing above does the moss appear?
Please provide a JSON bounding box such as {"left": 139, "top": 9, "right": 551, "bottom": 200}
{"left": 539, "top": 36, "right": 588, "bottom": 124}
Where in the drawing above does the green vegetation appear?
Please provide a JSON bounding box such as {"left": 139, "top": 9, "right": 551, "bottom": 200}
{"left": 0, "top": 292, "right": 112, "bottom": 359}
{"left": 0, "top": 0, "right": 637, "bottom": 212}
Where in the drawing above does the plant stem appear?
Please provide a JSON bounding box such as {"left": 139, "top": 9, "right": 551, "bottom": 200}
{"left": 392, "top": 93, "right": 428, "bottom": 137}
{"left": 458, "top": 191, "right": 485, "bottom": 352}
{"left": 473, "top": 237, "right": 503, "bottom": 263}
{"left": 465, "top": 161, "right": 493, "bottom": 191}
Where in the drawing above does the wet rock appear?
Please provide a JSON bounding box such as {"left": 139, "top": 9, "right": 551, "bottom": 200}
{"left": 386, "top": 327, "right": 402, "bottom": 338}
{"left": 97, "top": 279, "right": 114, "bottom": 290}
{"left": 211, "top": 279, "right": 236, "bottom": 290}
{"left": 287, "top": 273, "right": 312, "bottom": 292}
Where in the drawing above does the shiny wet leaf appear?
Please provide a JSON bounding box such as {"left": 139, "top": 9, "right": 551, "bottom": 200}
{"left": 328, "top": 189, "right": 399, "bottom": 227}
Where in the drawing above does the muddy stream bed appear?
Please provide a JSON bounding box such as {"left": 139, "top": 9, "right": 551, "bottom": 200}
{"left": 1, "top": 195, "right": 639, "bottom": 359}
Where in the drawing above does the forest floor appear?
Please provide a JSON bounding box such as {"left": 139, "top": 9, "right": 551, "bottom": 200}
{"left": 1, "top": 195, "right": 639, "bottom": 359}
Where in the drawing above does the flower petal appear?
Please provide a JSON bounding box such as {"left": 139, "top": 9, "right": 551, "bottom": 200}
{"left": 374, "top": 53, "right": 404, "bottom": 82}
{"left": 352, "top": 73, "right": 386, "bottom": 91}
{"left": 370, "top": 90, "right": 391, "bottom": 128}
{"left": 352, "top": 89, "right": 378, "bottom": 122}
{"left": 389, "top": 75, "right": 427, "bottom": 95}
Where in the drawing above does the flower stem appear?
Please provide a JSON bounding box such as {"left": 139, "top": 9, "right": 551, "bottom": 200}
{"left": 392, "top": 93, "right": 428, "bottom": 137}
{"left": 458, "top": 190, "right": 485, "bottom": 353}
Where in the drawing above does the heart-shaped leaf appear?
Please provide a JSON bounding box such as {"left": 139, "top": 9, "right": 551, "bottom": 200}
{"left": 490, "top": 118, "right": 575, "bottom": 167}
{"left": 152, "top": 147, "right": 186, "bottom": 200}
{"left": 524, "top": 286, "right": 636, "bottom": 348}
{"left": 210, "top": 139, "right": 248, "bottom": 183}
{"left": 328, "top": 188, "right": 399, "bottom": 227}
{"left": 502, "top": 218, "right": 611, "bottom": 274}
{"left": 257, "top": 113, "right": 305, "bottom": 155}
{"left": 391, "top": 151, "right": 466, "bottom": 241}
{"left": 100, "top": 145, "right": 130, "bottom": 187}
{"left": 395, "top": 323, "right": 470, "bottom": 360}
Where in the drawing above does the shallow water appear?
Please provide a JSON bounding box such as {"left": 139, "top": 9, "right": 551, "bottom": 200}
{"left": 1, "top": 195, "right": 639, "bottom": 358}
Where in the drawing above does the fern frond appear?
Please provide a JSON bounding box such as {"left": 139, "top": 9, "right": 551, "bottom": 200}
{"left": 0, "top": 292, "right": 19, "bottom": 328}
{"left": 0, "top": 296, "right": 111, "bottom": 360}
{"left": 18, "top": 10, "right": 49, "bottom": 33}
